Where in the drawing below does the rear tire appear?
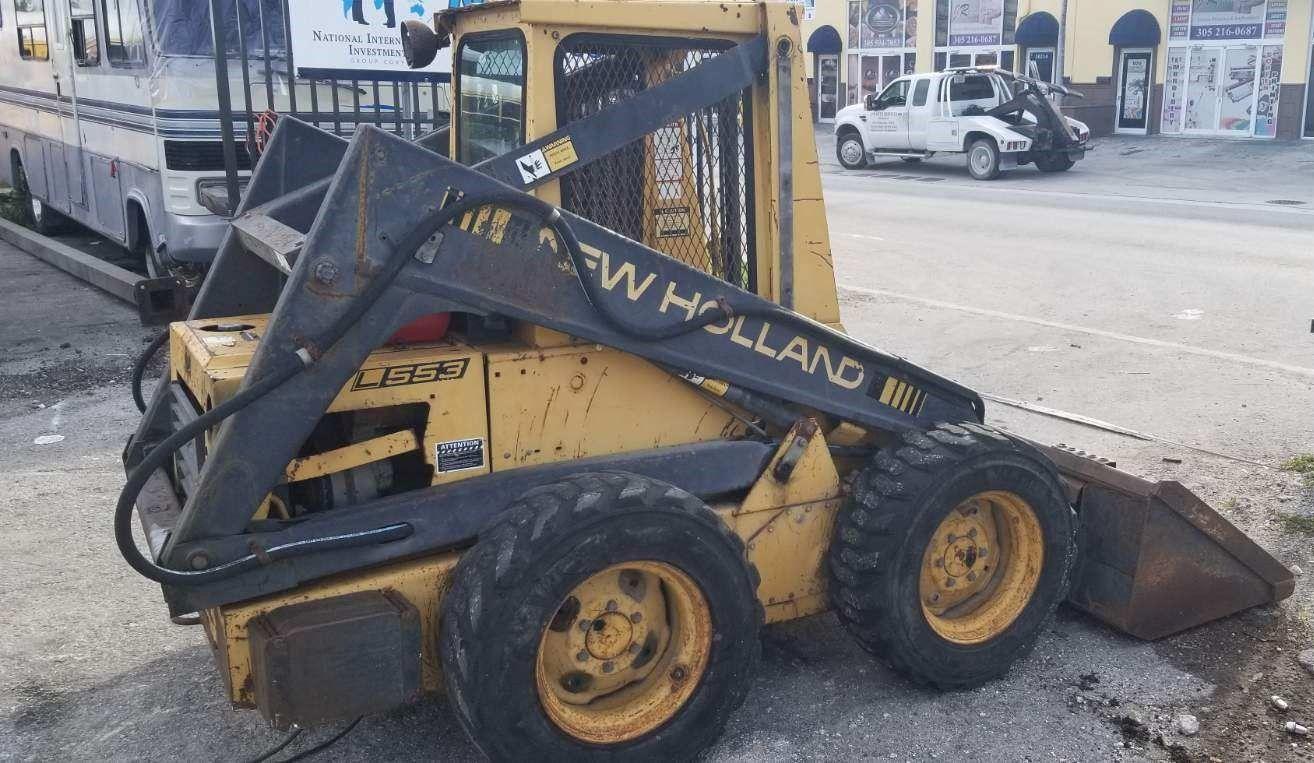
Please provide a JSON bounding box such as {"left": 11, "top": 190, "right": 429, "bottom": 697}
{"left": 1035, "top": 153, "right": 1075, "bottom": 173}
{"left": 836, "top": 131, "right": 868, "bottom": 169}
{"left": 440, "top": 472, "right": 762, "bottom": 761}
{"left": 11, "top": 156, "right": 67, "bottom": 235}
{"left": 829, "top": 422, "right": 1076, "bottom": 689}
{"left": 966, "top": 138, "right": 1002, "bottom": 181}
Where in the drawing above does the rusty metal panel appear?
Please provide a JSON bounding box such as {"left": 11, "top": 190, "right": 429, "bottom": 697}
{"left": 248, "top": 590, "right": 422, "bottom": 729}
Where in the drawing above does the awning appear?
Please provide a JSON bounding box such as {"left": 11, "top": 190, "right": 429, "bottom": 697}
{"left": 1015, "top": 12, "right": 1059, "bottom": 46}
{"left": 806, "top": 25, "right": 842, "bottom": 55}
{"left": 1109, "top": 10, "right": 1161, "bottom": 47}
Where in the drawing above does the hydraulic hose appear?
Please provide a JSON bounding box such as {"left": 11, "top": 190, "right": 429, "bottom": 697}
{"left": 117, "top": 191, "right": 739, "bottom": 587}
{"left": 131, "top": 329, "right": 170, "bottom": 413}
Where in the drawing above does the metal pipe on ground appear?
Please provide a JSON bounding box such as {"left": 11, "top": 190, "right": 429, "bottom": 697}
{"left": 0, "top": 218, "right": 189, "bottom": 324}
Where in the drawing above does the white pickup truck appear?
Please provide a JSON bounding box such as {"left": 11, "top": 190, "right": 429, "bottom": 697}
{"left": 834, "top": 67, "right": 1091, "bottom": 180}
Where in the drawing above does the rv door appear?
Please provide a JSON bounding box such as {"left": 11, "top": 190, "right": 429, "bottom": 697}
{"left": 50, "top": 0, "right": 89, "bottom": 208}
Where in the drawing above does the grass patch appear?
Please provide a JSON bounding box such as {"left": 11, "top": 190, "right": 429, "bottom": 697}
{"left": 1277, "top": 512, "right": 1314, "bottom": 537}
{"left": 1281, "top": 454, "right": 1314, "bottom": 486}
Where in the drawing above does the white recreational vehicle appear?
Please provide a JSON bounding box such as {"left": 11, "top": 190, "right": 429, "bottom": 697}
{"left": 0, "top": 0, "right": 449, "bottom": 276}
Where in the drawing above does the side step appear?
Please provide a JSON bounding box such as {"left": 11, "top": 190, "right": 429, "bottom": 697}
{"left": 1039, "top": 443, "right": 1294, "bottom": 640}
{"left": 869, "top": 151, "right": 933, "bottom": 159}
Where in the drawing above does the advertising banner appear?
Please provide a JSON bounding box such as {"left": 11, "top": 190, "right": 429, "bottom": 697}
{"left": 1253, "top": 45, "right": 1283, "bottom": 136}
{"left": 1161, "top": 47, "right": 1187, "bottom": 133}
{"left": 1263, "top": 0, "right": 1287, "bottom": 38}
{"left": 948, "top": 0, "right": 1004, "bottom": 47}
{"left": 287, "top": 0, "right": 452, "bottom": 77}
{"left": 1189, "top": 0, "right": 1267, "bottom": 41}
{"left": 859, "top": 1, "right": 906, "bottom": 49}
{"left": 1169, "top": 0, "right": 1192, "bottom": 40}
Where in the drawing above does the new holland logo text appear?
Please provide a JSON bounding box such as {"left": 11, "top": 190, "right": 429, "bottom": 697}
{"left": 351, "top": 358, "right": 469, "bottom": 391}
{"left": 455, "top": 206, "right": 866, "bottom": 392}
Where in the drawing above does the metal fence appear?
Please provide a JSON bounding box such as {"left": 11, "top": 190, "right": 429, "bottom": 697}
{"left": 204, "top": 0, "right": 451, "bottom": 213}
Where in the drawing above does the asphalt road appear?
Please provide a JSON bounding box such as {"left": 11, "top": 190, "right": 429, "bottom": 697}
{"left": 3, "top": 136, "right": 1314, "bottom": 762}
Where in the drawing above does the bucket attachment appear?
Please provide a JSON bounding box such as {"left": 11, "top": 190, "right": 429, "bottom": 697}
{"left": 1038, "top": 444, "right": 1294, "bottom": 640}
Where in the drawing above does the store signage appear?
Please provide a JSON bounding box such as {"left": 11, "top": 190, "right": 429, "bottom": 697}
{"left": 287, "top": 0, "right": 452, "bottom": 76}
{"left": 948, "top": 0, "right": 1004, "bottom": 47}
{"left": 1188, "top": 0, "right": 1267, "bottom": 41}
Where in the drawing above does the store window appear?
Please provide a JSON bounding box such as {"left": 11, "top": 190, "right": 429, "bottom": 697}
{"left": 1162, "top": 0, "right": 1287, "bottom": 138}
{"left": 70, "top": 0, "right": 99, "bottom": 66}
{"left": 845, "top": 0, "right": 917, "bottom": 106}
{"left": 16, "top": 0, "right": 48, "bottom": 60}
{"left": 104, "top": 0, "right": 146, "bottom": 66}
{"left": 933, "top": 0, "right": 1016, "bottom": 71}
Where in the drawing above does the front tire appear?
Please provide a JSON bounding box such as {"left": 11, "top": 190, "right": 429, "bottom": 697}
{"left": 1035, "top": 153, "right": 1075, "bottom": 173}
{"left": 440, "top": 472, "right": 762, "bottom": 761}
{"left": 836, "top": 131, "right": 868, "bottom": 169}
{"left": 829, "top": 422, "right": 1076, "bottom": 689}
{"left": 966, "top": 138, "right": 1002, "bottom": 181}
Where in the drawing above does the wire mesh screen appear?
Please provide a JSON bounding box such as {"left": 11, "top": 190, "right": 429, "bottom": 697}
{"left": 555, "top": 36, "right": 755, "bottom": 289}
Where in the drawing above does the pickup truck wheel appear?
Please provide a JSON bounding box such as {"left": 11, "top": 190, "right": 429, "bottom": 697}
{"left": 966, "top": 138, "right": 1001, "bottom": 181}
{"left": 440, "top": 472, "right": 762, "bottom": 761}
{"left": 829, "top": 422, "right": 1076, "bottom": 689}
{"left": 1035, "top": 153, "right": 1075, "bottom": 173}
{"left": 836, "top": 132, "right": 868, "bottom": 169}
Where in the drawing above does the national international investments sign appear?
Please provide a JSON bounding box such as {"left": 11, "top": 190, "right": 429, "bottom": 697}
{"left": 288, "top": 0, "right": 452, "bottom": 78}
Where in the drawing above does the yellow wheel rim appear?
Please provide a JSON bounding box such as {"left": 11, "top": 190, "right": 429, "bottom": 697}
{"left": 918, "top": 490, "right": 1044, "bottom": 645}
{"left": 535, "top": 561, "right": 712, "bottom": 744}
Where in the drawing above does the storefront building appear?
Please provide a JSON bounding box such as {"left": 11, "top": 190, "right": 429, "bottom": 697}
{"left": 800, "top": 0, "right": 1314, "bottom": 139}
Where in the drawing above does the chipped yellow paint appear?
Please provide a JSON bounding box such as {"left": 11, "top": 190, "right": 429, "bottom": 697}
{"left": 485, "top": 345, "right": 744, "bottom": 469}
{"left": 283, "top": 429, "right": 421, "bottom": 483}
{"left": 205, "top": 552, "right": 461, "bottom": 706}
{"left": 716, "top": 421, "right": 843, "bottom": 623}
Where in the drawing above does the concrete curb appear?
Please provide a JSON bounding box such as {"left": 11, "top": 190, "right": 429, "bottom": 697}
{"left": 0, "top": 216, "right": 141, "bottom": 304}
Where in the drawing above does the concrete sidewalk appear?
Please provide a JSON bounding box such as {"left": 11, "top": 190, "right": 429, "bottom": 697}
{"left": 815, "top": 128, "right": 1314, "bottom": 209}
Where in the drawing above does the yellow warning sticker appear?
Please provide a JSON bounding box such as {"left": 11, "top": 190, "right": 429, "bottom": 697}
{"left": 543, "top": 136, "right": 579, "bottom": 172}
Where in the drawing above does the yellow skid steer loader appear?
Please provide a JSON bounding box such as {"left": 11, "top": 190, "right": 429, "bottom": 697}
{"left": 118, "top": 2, "right": 1291, "bottom": 758}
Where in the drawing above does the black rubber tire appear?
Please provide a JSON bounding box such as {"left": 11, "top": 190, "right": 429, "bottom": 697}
{"left": 11, "top": 156, "right": 67, "bottom": 235}
{"left": 1035, "top": 153, "right": 1075, "bottom": 173}
{"left": 439, "top": 471, "right": 763, "bottom": 762}
{"left": 966, "top": 137, "right": 1002, "bottom": 181}
{"left": 836, "top": 130, "right": 868, "bottom": 169}
{"left": 828, "top": 422, "right": 1076, "bottom": 690}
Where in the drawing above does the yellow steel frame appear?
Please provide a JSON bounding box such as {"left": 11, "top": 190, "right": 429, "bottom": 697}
{"left": 182, "top": 1, "right": 856, "bottom": 707}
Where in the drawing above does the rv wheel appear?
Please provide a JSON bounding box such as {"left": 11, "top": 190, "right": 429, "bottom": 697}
{"left": 829, "top": 422, "right": 1076, "bottom": 689}
{"left": 12, "top": 156, "right": 67, "bottom": 235}
{"left": 439, "top": 472, "right": 762, "bottom": 761}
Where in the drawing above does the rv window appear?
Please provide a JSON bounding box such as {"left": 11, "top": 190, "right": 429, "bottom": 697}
{"left": 70, "top": 0, "right": 99, "bottom": 66}
{"left": 103, "top": 0, "right": 145, "bottom": 65}
{"left": 149, "top": 0, "right": 284, "bottom": 58}
{"left": 456, "top": 32, "right": 526, "bottom": 165}
{"left": 16, "top": 0, "right": 49, "bottom": 60}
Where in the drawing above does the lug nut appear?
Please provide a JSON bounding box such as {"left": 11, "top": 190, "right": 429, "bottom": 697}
{"left": 967, "top": 571, "right": 977, "bottom": 582}
{"left": 968, "top": 528, "right": 977, "bottom": 538}
{"left": 606, "top": 600, "right": 618, "bottom": 612}
{"left": 576, "top": 650, "right": 589, "bottom": 662}
{"left": 630, "top": 612, "right": 643, "bottom": 623}
{"left": 578, "top": 619, "right": 592, "bottom": 631}
{"left": 670, "top": 666, "right": 687, "bottom": 682}
{"left": 602, "top": 661, "right": 614, "bottom": 673}
{"left": 946, "top": 578, "right": 956, "bottom": 587}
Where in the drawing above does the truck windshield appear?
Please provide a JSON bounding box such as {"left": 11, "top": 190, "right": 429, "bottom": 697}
{"left": 150, "top": 0, "right": 285, "bottom": 58}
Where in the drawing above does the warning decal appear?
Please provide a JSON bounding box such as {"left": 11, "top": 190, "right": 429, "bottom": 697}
{"left": 435, "top": 438, "right": 485, "bottom": 473}
{"left": 654, "top": 206, "right": 691, "bottom": 238}
{"left": 542, "top": 136, "right": 578, "bottom": 171}
{"left": 516, "top": 149, "right": 550, "bottom": 184}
